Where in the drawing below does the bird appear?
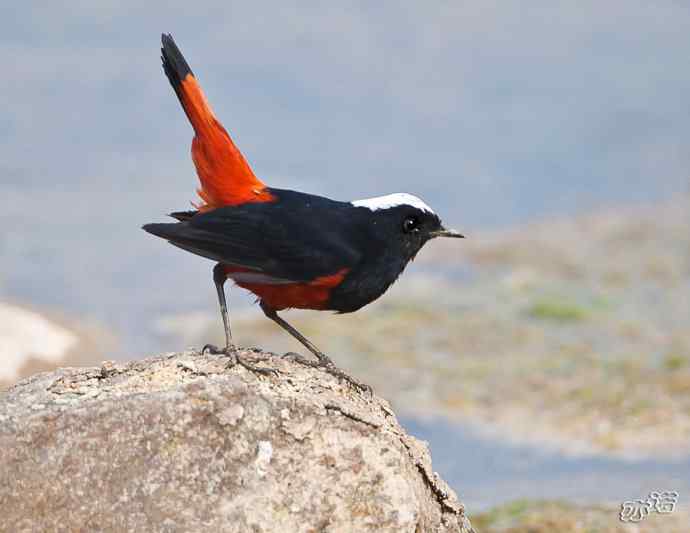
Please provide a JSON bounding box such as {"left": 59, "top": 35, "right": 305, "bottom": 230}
{"left": 144, "top": 34, "right": 464, "bottom": 390}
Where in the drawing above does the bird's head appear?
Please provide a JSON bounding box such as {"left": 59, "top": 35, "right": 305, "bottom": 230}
{"left": 352, "top": 193, "right": 464, "bottom": 261}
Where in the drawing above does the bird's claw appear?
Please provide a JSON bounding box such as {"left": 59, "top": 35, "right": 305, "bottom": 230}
{"left": 201, "top": 343, "right": 233, "bottom": 355}
{"left": 201, "top": 344, "right": 279, "bottom": 377}
{"left": 337, "top": 372, "right": 372, "bottom": 396}
{"left": 237, "top": 359, "right": 280, "bottom": 377}
{"left": 283, "top": 352, "right": 372, "bottom": 395}
{"left": 235, "top": 349, "right": 281, "bottom": 376}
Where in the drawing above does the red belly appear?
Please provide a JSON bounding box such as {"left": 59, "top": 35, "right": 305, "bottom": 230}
{"left": 224, "top": 266, "right": 349, "bottom": 311}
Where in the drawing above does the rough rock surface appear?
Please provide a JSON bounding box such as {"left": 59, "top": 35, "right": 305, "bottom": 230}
{"left": 0, "top": 349, "right": 474, "bottom": 532}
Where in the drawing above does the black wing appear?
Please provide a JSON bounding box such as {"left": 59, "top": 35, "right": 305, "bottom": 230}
{"left": 143, "top": 190, "right": 363, "bottom": 282}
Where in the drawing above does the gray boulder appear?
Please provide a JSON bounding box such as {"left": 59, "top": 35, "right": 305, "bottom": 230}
{"left": 0, "top": 349, "right": 473, "bottom": 532}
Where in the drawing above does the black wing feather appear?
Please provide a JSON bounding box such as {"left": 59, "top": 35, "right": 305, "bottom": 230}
{"left": 143, "top": 223, "right": 257, "bottom": 267}
{"left": 169, "top": 210, "right": 196, "bottom": 221}
{"left": 143, "top": 190, "right": 363, "bottom": 282}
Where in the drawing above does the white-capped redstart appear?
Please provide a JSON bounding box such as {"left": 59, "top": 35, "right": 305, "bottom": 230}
{"left": 144, "top": 34, "right": 464, "bottom": 390}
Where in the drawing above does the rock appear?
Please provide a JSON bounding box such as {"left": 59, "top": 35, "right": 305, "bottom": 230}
{"left": 0, "top": 350, "right": 474, "bottom": 532}
{"left": 0, "top": 302, "right": 78, "bottom": 386}
{"left": 0, "top": 302, "right": 114, "bottom": 390}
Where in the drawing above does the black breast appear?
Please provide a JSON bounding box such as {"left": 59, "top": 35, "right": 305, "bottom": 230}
{"left": 325, "top": 215, "right": 415, "bottom": 314}
{"left": 262, "top": 189, "right": 415, "bottom": 313}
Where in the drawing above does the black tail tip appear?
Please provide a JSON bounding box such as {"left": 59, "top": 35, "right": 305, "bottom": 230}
{"left": 161, "top": 33, "right": 176, "bottom": 50}
{"left": 160, "top": 32, "right": 193, "bottom": 83}
{"left": 142, "top": 223, "right": 167, "bottom": 237}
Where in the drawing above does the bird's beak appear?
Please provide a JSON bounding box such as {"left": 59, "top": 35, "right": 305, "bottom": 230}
{"left": 431, "top": 227, "right": 465, "bottom": 239}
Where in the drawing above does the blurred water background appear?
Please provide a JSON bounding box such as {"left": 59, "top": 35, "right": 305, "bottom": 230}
{"left": 2, "top": 1, "right": 689, "bottom": 520}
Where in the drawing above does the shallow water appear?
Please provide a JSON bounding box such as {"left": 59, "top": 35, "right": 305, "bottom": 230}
{"left": 403, "top": 416, "right": 690, "bottom": 511}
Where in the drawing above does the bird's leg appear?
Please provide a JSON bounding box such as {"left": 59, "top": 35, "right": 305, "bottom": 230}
{"left": 203, "top": 264, "right": 277, "bottom": 376}
{"left": 202, "top": 263, "right": 235, "bottom": 355}
{"left": 215, "top": 264, "right": 233, "bottom": 351}
{"left": 260, "top": 301, "right": 371, "bottom": 393}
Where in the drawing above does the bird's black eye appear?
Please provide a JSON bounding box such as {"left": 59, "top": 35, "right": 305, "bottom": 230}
{"left": 402, "top": 216, "right": 419, "bottom": 234}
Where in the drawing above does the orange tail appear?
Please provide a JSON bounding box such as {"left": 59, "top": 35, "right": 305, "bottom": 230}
{"left": 161, "top": 34, "right": 275, "bottom": 210}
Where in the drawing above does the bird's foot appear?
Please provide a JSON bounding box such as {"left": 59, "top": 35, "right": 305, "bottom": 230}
{"left": 283, "top": 352, "right": 372, "bottom": 395}
{"left": 201, "top": 343, "right": 230, "bottom": 356}
{"left": 236, "top": 352, "right": 280, "bottom": 377}
{"left": 202, "top": 344, "right": 279, "bottom": 377}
